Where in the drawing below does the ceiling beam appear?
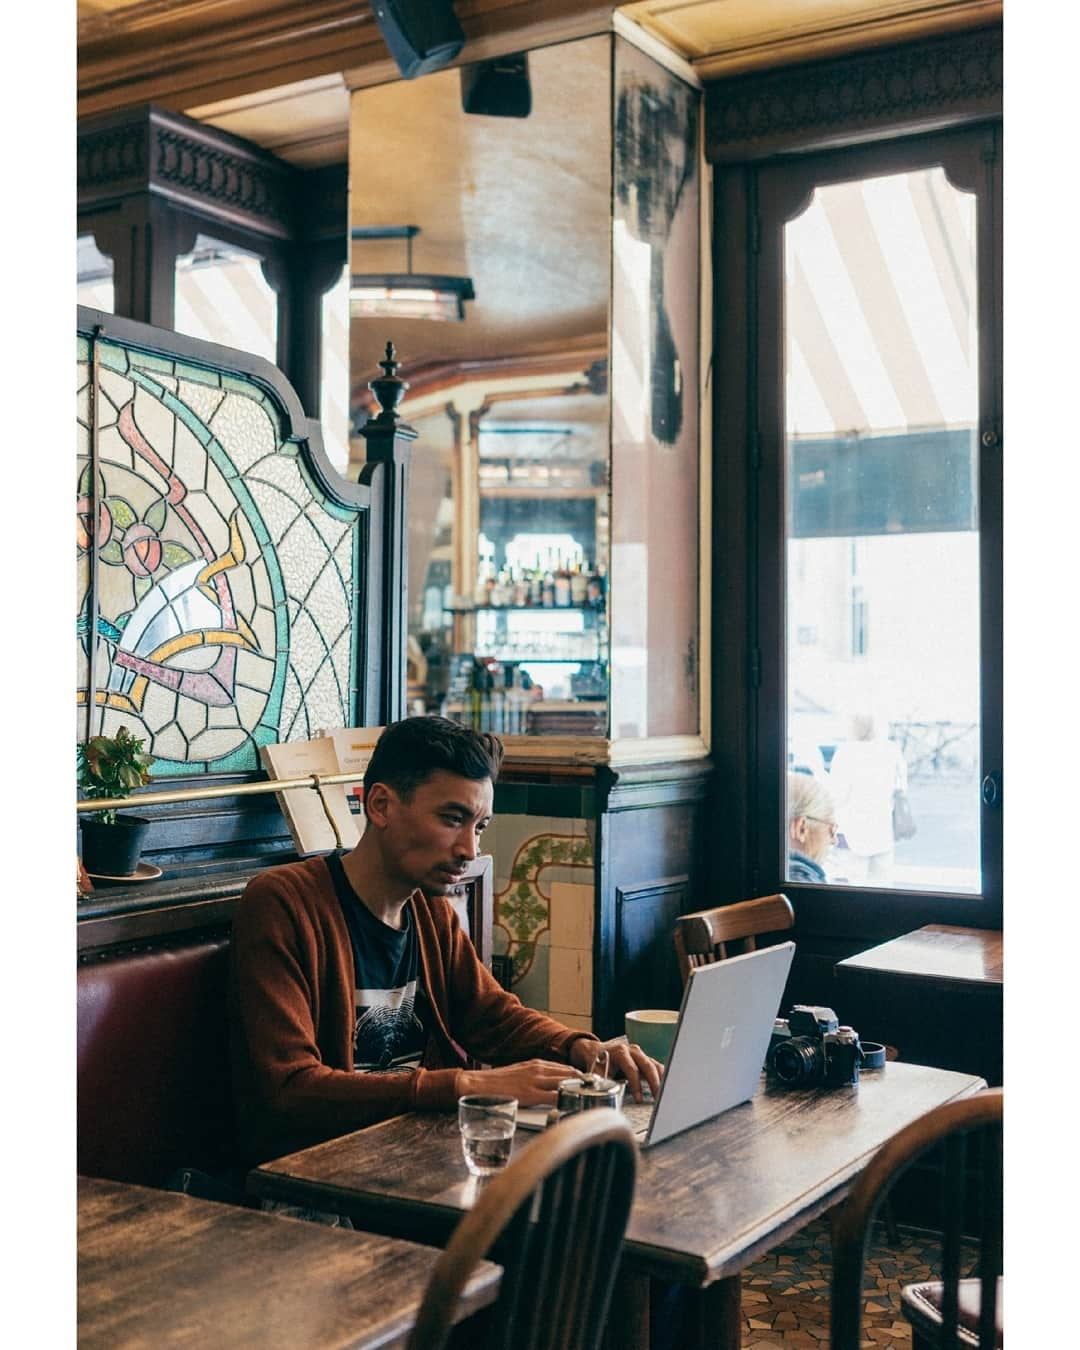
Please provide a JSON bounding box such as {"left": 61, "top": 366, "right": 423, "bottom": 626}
{"left": 78, "top": 0, "right": 617, "bottom": 119}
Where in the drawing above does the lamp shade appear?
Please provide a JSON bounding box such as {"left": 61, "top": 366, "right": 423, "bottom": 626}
{"left": 349, "top": 273, "right": 475, "bottom": 322}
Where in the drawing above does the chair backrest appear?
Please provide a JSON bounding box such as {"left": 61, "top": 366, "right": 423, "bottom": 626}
{"left": 830, "top": 1087, "right": 1003, "bottom": 1350}
{"left": 673, "top": 893, "right": 795, "bottom": 986}
{"left": 406, "top": 1110, "right": 638, "bottom": 1350}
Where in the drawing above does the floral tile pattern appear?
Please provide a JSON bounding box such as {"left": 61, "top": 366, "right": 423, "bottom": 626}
{"left": 493, "top": 825, "right": 593, "bottom": 992}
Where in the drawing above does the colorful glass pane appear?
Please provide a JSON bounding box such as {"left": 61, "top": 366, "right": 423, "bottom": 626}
{"left": 76, "top": 333, "right": 361, "bottom": 774}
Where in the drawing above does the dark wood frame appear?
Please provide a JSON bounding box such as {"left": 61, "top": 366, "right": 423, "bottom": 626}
{"left": 707, "top": 26, "right": 1003, "bottom": 983}
{"left": 752, "top": 122, "right": 1003, "bottom": 944}
{"left": 592, "top": 759, "right": 712, "bottom": 1038}
{"left": 77, "top": 104, "right": 347, "bottom": 420}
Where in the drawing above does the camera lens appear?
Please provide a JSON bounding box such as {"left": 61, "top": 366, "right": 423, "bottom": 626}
{"left": 772, "top": 1036, "right": 822, "bottom": 1085}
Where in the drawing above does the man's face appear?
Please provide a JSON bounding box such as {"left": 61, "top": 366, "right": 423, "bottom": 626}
{"left": 372, "top": 769, "right": 493, "bottom": 894}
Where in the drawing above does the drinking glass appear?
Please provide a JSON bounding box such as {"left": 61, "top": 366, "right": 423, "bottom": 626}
{"left": 458, "top": 1095, "right": 517, "bottom": 1176}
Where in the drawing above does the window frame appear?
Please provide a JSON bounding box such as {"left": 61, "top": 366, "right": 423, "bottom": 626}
{"left": 712, "top": 122, "right": 1002, "bottom": 942}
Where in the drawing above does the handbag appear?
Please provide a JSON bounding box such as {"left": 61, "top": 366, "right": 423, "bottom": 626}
{"left": 892, "top": 789, "right": 917, "bottom": 841}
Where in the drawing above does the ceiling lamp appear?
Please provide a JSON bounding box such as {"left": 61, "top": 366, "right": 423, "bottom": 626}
{"left": 350, "top": 225, "right": 475, "bottom": 322}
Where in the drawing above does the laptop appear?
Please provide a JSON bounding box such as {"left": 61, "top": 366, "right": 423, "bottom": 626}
{"left": 518, "top": 940, "right": 795, "bottom": 1148}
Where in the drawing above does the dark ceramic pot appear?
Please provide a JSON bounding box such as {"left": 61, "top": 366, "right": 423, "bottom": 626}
{"left": 79, "top": 814, "right": 150, "bottom": 877}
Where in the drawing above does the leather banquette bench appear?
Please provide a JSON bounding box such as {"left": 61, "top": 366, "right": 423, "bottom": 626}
{"left": 77, "top": 931, "right": 245, "bottom": 1197}
{"left": 76, "top": 857, "right": 493, "bottom": 1198}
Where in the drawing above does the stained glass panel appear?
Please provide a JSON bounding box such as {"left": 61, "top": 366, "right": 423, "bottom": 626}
{"left": 76, "top": 329, "right": 362, "bottom": 775}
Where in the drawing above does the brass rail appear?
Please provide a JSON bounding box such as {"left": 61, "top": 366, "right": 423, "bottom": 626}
{"left": 76, "top": 771, "right": 366, "bottom": 850}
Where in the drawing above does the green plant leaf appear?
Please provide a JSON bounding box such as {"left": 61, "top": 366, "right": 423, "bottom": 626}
{"left": 77, "top": 725, "right": 154, "bottom": 799}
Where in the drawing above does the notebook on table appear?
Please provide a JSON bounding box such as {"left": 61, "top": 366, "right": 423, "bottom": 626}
{"left": 518, "top": 941, "right": 795, "bottom": 1149}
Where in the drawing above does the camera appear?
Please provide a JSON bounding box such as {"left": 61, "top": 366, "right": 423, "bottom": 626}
{"left": 768, "top": 1004, "right": 864, "bottom": 1088}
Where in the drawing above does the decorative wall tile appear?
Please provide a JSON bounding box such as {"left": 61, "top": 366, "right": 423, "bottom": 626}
{"left": 548, "top": 947, "right": 592, "bottom": 1018}
{"left": 512, "top": 940, "right": 550, "bottom": 1012}
{"left": 549, "top": 881, "right": 594, "bottom": 950}
{"left": 491, "top": 821, "right": 594, "bottom": 1011}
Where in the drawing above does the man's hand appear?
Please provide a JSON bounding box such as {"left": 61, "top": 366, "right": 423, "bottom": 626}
{"left": 570, "top": 1036, "right": 662, "bottom": 1103}
{"left": 457, "top": 1059, "right": 575, "bottom": 1106}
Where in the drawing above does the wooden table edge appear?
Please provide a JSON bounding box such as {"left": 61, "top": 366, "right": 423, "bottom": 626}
{"left": 628, "top": 1071, "right": 988, "bottom": 1286}
{"left": 249, "top": 1071, "right": 989, "bottom": 1290}
{"left": 79, "top": 1175, "right": 502, "bottom": 1350}
{"left": 248, "top": 1168, "right": 467, "bottom": 1248}
{"left": 834, "top": 961, "right": 1002, "bottom": 992}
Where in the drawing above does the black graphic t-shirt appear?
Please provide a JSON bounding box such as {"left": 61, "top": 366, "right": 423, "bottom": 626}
{"left": 326, "top": 850, "right": 428, "bottom": 1073}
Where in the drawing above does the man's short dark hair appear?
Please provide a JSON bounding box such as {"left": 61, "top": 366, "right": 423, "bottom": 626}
{"left": 363, "top": 716, "right": 504, "bottom": 801}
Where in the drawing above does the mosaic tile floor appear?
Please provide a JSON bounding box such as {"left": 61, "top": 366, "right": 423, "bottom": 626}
{"left": 740, "top": 1216, "right": 960, "bottom": 1347}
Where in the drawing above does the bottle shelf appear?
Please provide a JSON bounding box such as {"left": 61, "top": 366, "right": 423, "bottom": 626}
{"left": 480, "top": 648, "right": 599, "bottom": 658}
{"left": 444, "top": 603, "right": 603, "bottom": 615}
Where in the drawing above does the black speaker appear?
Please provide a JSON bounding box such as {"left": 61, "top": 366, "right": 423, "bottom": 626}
{"left": 460, "top": 53, "right": 532, "bottom": 118}
{"left": 371, "top": 0, "right": 464, "bottom": 80}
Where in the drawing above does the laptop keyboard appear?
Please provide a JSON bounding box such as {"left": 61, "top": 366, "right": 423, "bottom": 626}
{"left": 621, "top": 1100, "right": 654, "bottom": 1138}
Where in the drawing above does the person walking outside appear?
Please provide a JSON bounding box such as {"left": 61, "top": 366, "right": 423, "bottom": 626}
{"left": 828, "top": 711, "right": 908, "bottom": 884}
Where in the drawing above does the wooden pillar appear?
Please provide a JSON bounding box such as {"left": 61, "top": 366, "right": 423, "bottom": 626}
{"left": 359, "top": 342, "right": 416, "bottom": 725}
{"left": 85, "top": 197, "right": 194, "bottom": 329}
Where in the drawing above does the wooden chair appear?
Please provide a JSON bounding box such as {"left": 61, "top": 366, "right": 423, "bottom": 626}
{"left": 673, "top": 893, "right": 795, "bottom": 987}
{"left": 831, "top": 1088, "right": 1003, "bottom": 1350}
{"left": 406, "top": 1110, "right": 638, "bottom": 1350}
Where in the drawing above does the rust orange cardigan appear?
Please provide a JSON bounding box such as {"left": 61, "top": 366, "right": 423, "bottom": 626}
{"left": 229, "top": 854, "right": 596, "bottom": 1164}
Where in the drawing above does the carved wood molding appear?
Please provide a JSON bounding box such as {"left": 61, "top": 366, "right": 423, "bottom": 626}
{"left": 705, "top": 22, "right": 1002, "bottom": 163}
{"left": 78, "top": 0, "right": 617, "bottom": 119}
{"left": 78, "top": 104, "right": 346, "bottom": 245}
{"left": 685, "top": 1, "right": 1001, "bottom": 81}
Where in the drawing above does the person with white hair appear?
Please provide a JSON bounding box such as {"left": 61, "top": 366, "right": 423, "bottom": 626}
{"left": 787, "top": 771, "right": 838, "bottom": 883}
{"left": 827, "top": 711, "right": 908, "bottom": 883}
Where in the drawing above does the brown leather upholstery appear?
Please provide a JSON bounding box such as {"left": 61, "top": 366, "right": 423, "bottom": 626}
{"left": 77, "top": 938, "right": 237, "bottom": 1186}
{"left": 902, "top": 1278, "right": 1004, "bottom": 1349}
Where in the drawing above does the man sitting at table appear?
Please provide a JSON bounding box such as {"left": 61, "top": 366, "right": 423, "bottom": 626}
{"left": 229, "top": 715, "right": 661, "bottom": 1165}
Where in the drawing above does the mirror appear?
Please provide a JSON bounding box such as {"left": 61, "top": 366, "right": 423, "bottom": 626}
{"left": 348, "top": 35, "right": 613, "bottom": 737}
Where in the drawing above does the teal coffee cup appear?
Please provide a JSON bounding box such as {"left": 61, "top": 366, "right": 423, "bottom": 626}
{"left": 625, "top": 1009, "right": 679, "bottom": 1064}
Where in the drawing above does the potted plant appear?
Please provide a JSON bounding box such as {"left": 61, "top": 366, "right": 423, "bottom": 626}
{"left": 77, "top": 725, "right": 155, "bottom": 877}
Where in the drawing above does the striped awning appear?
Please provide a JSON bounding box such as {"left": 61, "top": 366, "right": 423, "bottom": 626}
{"left": 785, "top": 166, "right": 977, "bottom": 440}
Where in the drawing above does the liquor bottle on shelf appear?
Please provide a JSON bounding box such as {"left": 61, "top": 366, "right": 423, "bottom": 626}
{"left": 512, "top": 567, "right": 529, "bottom": 607}
{"left": 587, "top": 561, "right": 606, "bottom": 609}
{"left": 503, "top": 664, "right": 528, "bottom": 734}
{"left": 554, "top": 552, "right": 572, "bottom": 607}
{"left": 541, "top": 559, "right": 556, "bottom": 608}
{"left": 529, "top": 561, "right": 543, "bottom": 607}
{"left": 570, "top": 555, "right": 589, "bottom": 606}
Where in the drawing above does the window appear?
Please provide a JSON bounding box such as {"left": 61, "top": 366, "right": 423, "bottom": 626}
{"left": 714, "top": 122, "right": 1001, "bottom": 930}
{"left": 319, "top": 263, "right": 351, "bottom": 471}
{"left": 174, "top": 234, "right": 277, "bottom": 363}
{"left": 78, "top": 235, "right": 114, "bottom": 312}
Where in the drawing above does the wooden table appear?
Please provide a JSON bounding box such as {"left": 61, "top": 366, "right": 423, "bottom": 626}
{"left": 78, "top": 1175, "right": 500, "bottom": 1349}
{"left": 835, "top": 924, "right": 1003, "bottom": 1085}
{"left": 836, "top": 924, "right": 1002, "bottom": 986}
{"left": 249, "top": 1062, "right": 985, "bottom": 1350}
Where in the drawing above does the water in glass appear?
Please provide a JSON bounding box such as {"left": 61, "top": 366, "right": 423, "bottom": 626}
{"left": 458, "top": 1095, "right": 517, "bottom": 1176}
